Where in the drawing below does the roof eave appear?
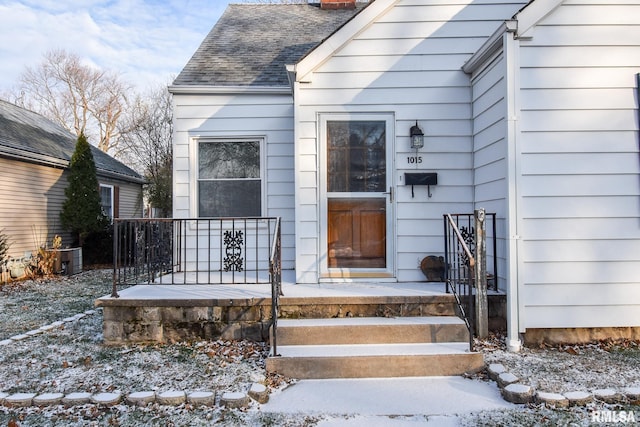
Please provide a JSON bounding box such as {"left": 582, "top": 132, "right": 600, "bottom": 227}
{"left": 0, "top": 146, "right": 144, "bottom": 184}
{"left": 516, "top": 0, "right": 565, "bottom": 39}
{"left": 97, "top": 169, "right": 147, "bottom": 185}
{"left": 462, "top": 20, "right": 517, "bottom": 74}
{"left": 0, "top": 146, "right": 68, "bottom": 169}
{"left": 293, "top": 0, "right": 399, "bottom": 82}
{"left": 168, "top": 85, "right": 292, "bottom": 95}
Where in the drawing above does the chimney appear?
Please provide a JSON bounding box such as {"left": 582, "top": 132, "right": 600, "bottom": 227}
{"left": 320, "top": 0, "right": 356, "bottom": 10}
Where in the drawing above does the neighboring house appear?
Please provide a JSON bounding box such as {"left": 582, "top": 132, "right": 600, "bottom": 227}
{"left": 0, "top": 99, "right": 145, "bottom": 259}
{"left": 169, "top": 0, "right": 640, "bottom": 348}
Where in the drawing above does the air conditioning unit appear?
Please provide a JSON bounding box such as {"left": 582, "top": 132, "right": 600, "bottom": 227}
{"left": 53, "top": 248, "right": 83, "bottom": 275}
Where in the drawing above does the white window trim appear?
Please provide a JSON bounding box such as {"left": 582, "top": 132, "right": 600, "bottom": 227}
{"left": 100, "top": 184, "right": 114, "bottom": 218}
{"left": 190, "top": 136, "right": 266, "bottom": 220}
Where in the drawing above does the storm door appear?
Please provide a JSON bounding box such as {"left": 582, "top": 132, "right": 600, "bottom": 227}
{"left": 320, "top": 116, "right": 394, "bottom": 278}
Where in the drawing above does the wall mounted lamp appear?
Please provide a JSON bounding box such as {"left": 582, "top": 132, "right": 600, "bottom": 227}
{"left": 410, "top": 121, "right": 424, "bottom": 149}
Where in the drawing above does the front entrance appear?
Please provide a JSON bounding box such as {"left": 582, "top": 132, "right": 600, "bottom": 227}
{"left": 320, "top": 115, "right": 394, "bottom": 278}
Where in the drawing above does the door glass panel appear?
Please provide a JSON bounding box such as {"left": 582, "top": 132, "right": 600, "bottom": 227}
{"left": 327, "top": 121, "right": 386, "bottom": 193}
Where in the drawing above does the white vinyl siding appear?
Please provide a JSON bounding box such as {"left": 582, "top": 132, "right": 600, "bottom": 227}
{"left": 172, "top": 93, "right": 296, "bottom": 270}
{"left": 115, "top": 181, "right": 143, "bottom": 219}
{"left": 516, "top": 0, "right": 640, "bottom": 330}
{"left": 294, "top": 0, "right": 527, "bottom": 283}
{"left": 469, "top": 51, "right": 509, "bottom": 291}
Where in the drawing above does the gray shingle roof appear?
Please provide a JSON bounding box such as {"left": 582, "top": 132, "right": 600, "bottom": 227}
{"left": 173, "top": 3, "right": 366, "bottom": 87}
{"left": 0, "top": 99, "right": 144, "bottom": 183}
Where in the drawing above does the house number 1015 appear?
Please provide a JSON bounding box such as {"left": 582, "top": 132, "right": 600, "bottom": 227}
{"left": 407, "top": 156, "right": 422, "bottom": 164}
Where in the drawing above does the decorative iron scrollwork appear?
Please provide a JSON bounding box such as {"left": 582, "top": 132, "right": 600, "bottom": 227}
{"left": 459, "top": 225, "right": 475, "bottom": 265}
{"left": 223, "top": 230, "right": 244, "bottom": 272}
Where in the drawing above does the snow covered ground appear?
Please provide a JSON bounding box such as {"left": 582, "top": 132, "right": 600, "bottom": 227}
{"left": 0, "top": 270, "right": 638, "bottom": 426}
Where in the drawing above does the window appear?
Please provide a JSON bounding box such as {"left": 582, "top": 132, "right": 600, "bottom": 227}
{"left": 100, "top": 184, "right": 114, "bottom": 218}
{"left": 198, "top": 139, "right": 262, "bottom": 217}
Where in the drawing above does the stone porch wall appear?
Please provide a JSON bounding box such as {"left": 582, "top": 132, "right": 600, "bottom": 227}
{"left": 102, "top": 305, "right": 271, "bottom": 345}
{"left": 101, "top": 295, "right": 507, "bottom": 345}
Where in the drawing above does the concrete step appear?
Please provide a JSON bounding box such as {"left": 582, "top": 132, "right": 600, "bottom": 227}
{"left": 266, "top": 342, "right": 484, "bottom": 379}
{"left": 276, "top": 316, "right": 469, "bottom": 345}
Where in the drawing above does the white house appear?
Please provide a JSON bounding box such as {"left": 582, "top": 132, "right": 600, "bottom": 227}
{"left": 169, "top": 0, "right": 640, "bottom": 349}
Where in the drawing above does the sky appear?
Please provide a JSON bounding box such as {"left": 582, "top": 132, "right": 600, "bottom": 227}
{"left": 0, "top": 0, "right": 234, "bottom": 95}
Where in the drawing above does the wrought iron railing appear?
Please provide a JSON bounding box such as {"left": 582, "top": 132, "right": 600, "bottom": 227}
{"left": 111, "top": 217, "right": 281, "bottom": 297}
{"left": 443, "top": 210, "right": 495, "bottom": 349}
{"left": 269, "top": 217, "right": 282, "bottom": 357}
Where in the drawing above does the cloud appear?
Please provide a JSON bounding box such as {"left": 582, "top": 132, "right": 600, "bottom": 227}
{"left": 0, "top": 0, "right": 228, "bottom": 94}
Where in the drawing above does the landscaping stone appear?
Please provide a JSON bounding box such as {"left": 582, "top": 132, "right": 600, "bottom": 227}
{"left": 0, "top": 392, "right": 8, "bottom": 404}
{"left": 501, "top": 384, "right": 534, "bottom": 404}
{"left": 536, "top": 391, "right": 569, "bottom": 408}
{"left": 624, "top": 387, "right": 640, "bottom": 404}
{"left": 33, "top": 392, "right": 65, "bottom": 406}
{"left": 187, "top": 391, "right": 216, "bottom": 406}
{"left": 564, "top": 391, "right": 593, "bottom": 406}
{"left": 84, "top": 309, "right": 97, "bottom": 315}
{"left": 487, "top": 363, "right": 506, "bottom": 381}
{"left": 41, "top": 321, "right": 64, "bottom": 331}
{"left": 248, "top": 383, "right": 269, "bottom": 404}
{"left": 0, "top": 339, "right": 11, "bottom": 346}
{"left": 127, "top": 391, "right": 156, "bottom": 406}
{"left": 62, "top": 392, "right": 92, "bottom": 405}
{"left": 10, "top": 334, "right": 29, "bottom": 341}
{"left": 592, "top": 388, "right": 622, "bottom": 404}
{"left": 157, "top": 391, "right": 186, "bottom": 406}
{"left": 496, "top": 372, "right": 519, "bottom": 388}
{"left": 91, "top": 392, "right": 122, "bottom": 406}
{"left": 220, "top": 391, "right": 249, "bottom": 409}
{"left": 26, "top": 329, "right": 42, "bottom": 336}
{"left": 5, "top": 393, "right": 37, "bottom": 407}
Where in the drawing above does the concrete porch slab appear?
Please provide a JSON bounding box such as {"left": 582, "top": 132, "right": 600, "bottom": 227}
{"left": 99, "top": 270, "right": 502, "bottom": 306}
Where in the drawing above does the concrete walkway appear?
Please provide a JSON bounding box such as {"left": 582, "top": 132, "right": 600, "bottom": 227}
{"left": 262, "top": 376, "right": 515, "bottom": 425}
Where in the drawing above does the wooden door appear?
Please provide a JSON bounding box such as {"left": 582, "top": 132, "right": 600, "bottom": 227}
{"left": 328, "top": 198, "right": 385, "bottom": 268}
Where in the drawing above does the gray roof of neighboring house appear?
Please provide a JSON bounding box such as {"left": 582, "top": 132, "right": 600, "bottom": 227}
{"left": 173, "top": 3, "right": 367, "bottom": 87}
{"left": 0, "top": 99, "right": 144, "bottom": 183}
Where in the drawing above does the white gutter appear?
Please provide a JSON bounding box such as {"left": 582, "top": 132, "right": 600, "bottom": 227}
{"left": 463, "top": 19, "right": 523, "bottom": 352}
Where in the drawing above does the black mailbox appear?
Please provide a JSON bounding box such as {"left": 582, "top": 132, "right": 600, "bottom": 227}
{"left": 405, "top": 173, "right": 437, "bottom": 186}
{"left": 404, "top": 172, "right": 438, "bottom": 198}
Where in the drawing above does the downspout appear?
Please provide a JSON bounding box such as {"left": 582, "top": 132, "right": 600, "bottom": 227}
{"left": 286, "top": 64, "right": 303, "bottom": 284}
{"left": 504, "top": 21, "right": 523, "bottom": 352}
{"left": 636, "top": 73, "right": 640, "bottom": 150}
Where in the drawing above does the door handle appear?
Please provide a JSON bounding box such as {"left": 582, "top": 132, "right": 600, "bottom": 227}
{"left": 382, "top": 186, "right": 394, "bottom": 203}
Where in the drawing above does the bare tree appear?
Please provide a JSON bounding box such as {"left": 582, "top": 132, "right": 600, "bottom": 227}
{"left": 117, "top": 84, "right": 173, "bottom": 217}
{"left": 14, "top": 49, "right": 129, "bottom": 153}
